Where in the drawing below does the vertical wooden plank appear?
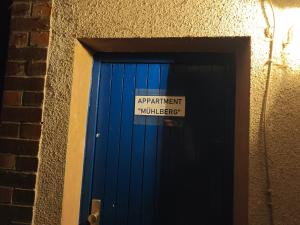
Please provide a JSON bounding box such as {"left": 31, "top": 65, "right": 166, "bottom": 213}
{"left": 92, "top": 63, "right": 112, "bottom": 200}
{"left": 142, "top": 64, "right": 160, "bottom": 225}
{"left": 127, "top": 64, "right": 148, "bottom": 225}
{"left": 223, "top": 63, "right": 235, "bottom": 225}
{"left": 115, "top": 64, "right": 136, "bottom": 225}
{"left": 162, "top": 65, "right": 189, "bottom": 224}
{"left": 154, "top": 64, "right": 169, "bottom": 223}
{"left": 79, "top": 58, "right": 101, "bottom": 224}
{"left": 208, "top": 69, "right": 225, "bottom": 224}
{"left": 102, "top": 64, "right": 124, "bottom": 225}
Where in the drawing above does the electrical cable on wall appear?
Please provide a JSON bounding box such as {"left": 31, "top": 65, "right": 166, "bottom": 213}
{"left": 261, "top": 0, "right": 275, "bottom": 224}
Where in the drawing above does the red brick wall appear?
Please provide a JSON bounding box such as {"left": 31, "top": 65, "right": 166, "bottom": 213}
{"left": 0, "top": 0, "right": 51, "bottom": 224}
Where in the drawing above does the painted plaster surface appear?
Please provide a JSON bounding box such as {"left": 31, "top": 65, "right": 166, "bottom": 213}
{"left": 60, "top": 41, "right": 93, "bottom": 225}
{"left": 35, "top": 0, "right": 300, "bottom": 225}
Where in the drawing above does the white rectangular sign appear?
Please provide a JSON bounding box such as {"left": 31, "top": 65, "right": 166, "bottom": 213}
{"left": 134, "top": 96, "right": 185, "bottom": 117}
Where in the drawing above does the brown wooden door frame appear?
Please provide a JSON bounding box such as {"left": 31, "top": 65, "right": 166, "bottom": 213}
{"left": 78, "top": 37, "right": 250, "bottom": 225}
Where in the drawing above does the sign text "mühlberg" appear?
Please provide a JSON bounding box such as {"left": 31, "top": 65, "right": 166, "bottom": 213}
{"left": 134, "top": 96, "right": 185, "bottom": 117}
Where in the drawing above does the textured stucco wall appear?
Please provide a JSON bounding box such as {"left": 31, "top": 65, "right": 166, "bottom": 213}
{"left": 34, "top": 1, "right": 300, "bottom": 225}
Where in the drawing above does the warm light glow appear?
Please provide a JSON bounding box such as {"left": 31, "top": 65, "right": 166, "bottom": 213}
{"left": 276, "top": 8, "right": 300, "bottom": 69}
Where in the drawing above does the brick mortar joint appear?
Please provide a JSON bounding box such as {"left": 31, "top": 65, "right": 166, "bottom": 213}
{"left": 1, "top": 105, "right": 43, "bottom": 109}
{"left": 8, "top": 46, "right": 49, "bottom": 49}
{"left": 0, "top": 135, "right": 40, "bottom": 141}
{"left": 0, "top": 155, "right": 38, "bottom": 159}
{"left": 4, "top": 75, "right": 46, "bottom": 78}
{"left": 0, "top": 154, "right": 38, "bottom": 158}
{"left": 0, "top": 203, "right": 34, "bottom": 208}
{"left": 10, "top": 16, "right": 51, "bottom": 19}
{"left": 7, "top": 59, "right": 47, "bottom": 62}
{"left": 0, "top": 169, "right": 37, "bottom": 175}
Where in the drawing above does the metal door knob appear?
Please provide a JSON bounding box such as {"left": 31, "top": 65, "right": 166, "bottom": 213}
{"left": 87, "top": 199, "right": 101, "bottom": 225}
{"left": 88, "top": 212, "right": 99, "bottom": 224}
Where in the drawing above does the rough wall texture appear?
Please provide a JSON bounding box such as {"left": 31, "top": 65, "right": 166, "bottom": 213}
{"left": 34, "top": 0, "right": 300, "bottom": 225}
{"left": 0, "top": 0, "right": 51, "bottom": 225}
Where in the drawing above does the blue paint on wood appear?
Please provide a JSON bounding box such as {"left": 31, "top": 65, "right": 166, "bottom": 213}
{"left": 142, "top": 64, "right": 160, "bottom": 225}
{"left": 92, "top": 63, "right": 113, "bottom": 200}
{"left": 154, "top": 64, "right": 169, "bottom": 222}
{"left": 103, "top": 64, "right": 124, "bottom": 225}
{"left": 115, "top": 64, "right": 136, "bottom": 225}
{"left": 81, "top": 55, "right": 235, "bottom": 225}
{"left": 127, "top": 64, "right": 148, "bottom": 225}
{"left": 91, "top": 63, "right": 113, "bottom": 225}
{"left": 79, "top": 59, "right": 101, "bottom": 224}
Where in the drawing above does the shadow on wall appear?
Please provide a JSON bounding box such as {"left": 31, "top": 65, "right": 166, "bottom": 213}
{"left": 272, "top": 0, "right": 300, "bottom": 8}
{"left": 267, "top": 69, "right": 300, "bottom": 224}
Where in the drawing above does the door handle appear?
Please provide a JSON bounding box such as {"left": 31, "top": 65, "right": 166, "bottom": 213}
{"left": 88, "top": 199, "right": 101, "bottom": 225}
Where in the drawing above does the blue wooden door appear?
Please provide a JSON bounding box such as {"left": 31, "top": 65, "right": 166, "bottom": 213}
{"left": 80, "top": 54, "right": 235, "bottom": 225}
